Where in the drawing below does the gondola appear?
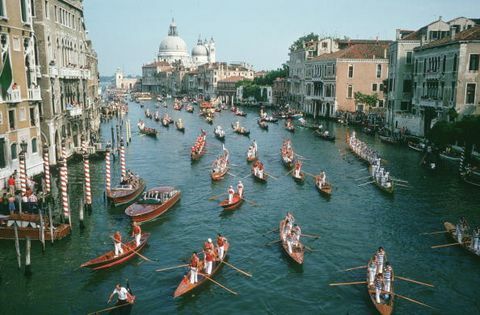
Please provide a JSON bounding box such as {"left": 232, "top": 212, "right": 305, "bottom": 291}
{"left": 292, "top": 171, "right": 305, "bottom": 184}
{"left": 444, "top": 221, "right": 480, "bottom": 256}
{"left": 314, "top": 176, "right": 332, "bottom": 197}
{"left": 175, "top": 121, "right": 185, "bottom": 132}
{"left": 173, "top": 241, "right": 229, "bottom": 298}
{"left": 161, "top": 118, "right": 170, "bottom": 127}
{"left": 251, "top": 167, "right": 268, "bottom": 183}
{"left": 235, "top": 111, "right": 247, "bottom": 117}
{"left": 211, "top": 166, "right": 228, "bottom": 181}
{"left": 231, "top": 123, "right": 250, "bottom": 136}
{"left": 314, "top": 130, "right": 335, "bottom": 142}
{"left": 219, "top": 193, "right": 243, "bottom": 211}
{"left": 261, "top": 116, "right": 278, "bottom": 123}
{"left": 279, "top": 219, "right": 304, "bottom": 264}
{"left": 186, "top": 105, "right": 194, "bottom": 113}
{"left": 80, "top": 233, "right": 150, "bottom": 270}
{"left": 214, "top": 127, "right": 225, "bottom": 141}
{"left": 257, "top": 119, "right": 269, "bottom": 130}
{"left": 211, "top": 147, "right": 229, "bottom": 181}
{"left": 367, "top": 257, "right": 394, "bottom": 315}
{"left": 139, "top": 127, "right": 158, "bottom": 138}
{"left": 285, "top": 125, "right": 295, "bottom": 133}
{"left": 125, "top": 187, "right": 181, "bottom": 224}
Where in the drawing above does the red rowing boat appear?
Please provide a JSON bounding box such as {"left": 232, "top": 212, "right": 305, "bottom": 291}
{"left": 125, "top": 187, "right": 181, "bottom": 224}
{"left": 219, "top": 193, "right": 243, "bottom": 211}
{"left": 173, "top": 241, "right": 230, "bottom": 298}
{"left": 191, "top": 133, "right": 207, "bottom": 161}
{"left": 80, "top": 233, "right": 150, "bottom": 270}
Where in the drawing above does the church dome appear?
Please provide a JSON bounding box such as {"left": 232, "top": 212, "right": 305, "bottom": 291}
{"left": 157, "top": 19, "right": 190, "bottom": 62}
{"left": 159, "top": 36, "right": 188, "bottom": 53}
{"left": 192, "top": 44, "right": 208, "bottom": 56}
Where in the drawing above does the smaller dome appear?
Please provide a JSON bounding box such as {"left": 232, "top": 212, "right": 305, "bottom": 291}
{"left": 192, "top": 45, "right": 208, "bottom": 56}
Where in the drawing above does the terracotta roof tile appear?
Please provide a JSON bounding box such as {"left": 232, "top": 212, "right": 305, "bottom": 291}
{"left": 218, "top": 76, "right": 247, "bottom": 83}
{"left": 311, "top": 43, "right": 389, "bottom": 61}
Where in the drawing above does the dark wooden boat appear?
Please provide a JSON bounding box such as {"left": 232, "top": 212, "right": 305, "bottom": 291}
{"left": 281, "top": 152, "right": 294, "bottom": 169}
{"left": 292, "top": 171, "right": 305, "bottom": 183}
{"left": 369, "top": 166, "right": 394, "bottom": 194}
{"left": 235, "top": 111, "right": 247, "bottom": 117}
{"left": 231, "top": 123, "right": 250, "bottom": 136}
{"left": 367, "top": 257, "right": 394, "bottom": 315}
{"left": 219, "top": 193, "right": 243, "bottom": 211}
{"left": 251, "top": 167, "right": 268, "bottom": 183}
{"left": 107, "top": 177, "right": 146, "bottom": 207}
{"left": 173, "top": 104, "right": 183, "bottom": 111}
{"left": 80, "top": 233, "right": 150, "bottom": 270}
{"left": 175, "top": 121, "right": 185, "bottom": 132}
{"left": 314, "top": 176, "right": 332, "bottom": 197}
{"left": 125, "top": 187, "right": 181, "bottom": 224}
{"left": 213, "top": 127, "right": 225, "bottom": 141}
{"left": 205, "top": 116, "right": 213, "bottom": 124}
{"left": 257, "top": 119, "right": 269, "bottom": 130}
{"left": 246, "top": 152, "right": 257, "bottom": 163}
{"left": 139, "top": 127, "right": 158, "bottom": 137}
{"left": 285, "top": 125, "right": 295, "bottom": 133}
{"left": 279, "top": 219, "right": 304, "bottom": 264}
{"left": 379, "top": 135, "right": 398, "bottom": 145}
{"left": 0, "top": 213, "right": 71, "bottom": 241}
{"left": 161, "top": 118, "right": 170, "bottom": 127}
{"left": 173, "top": 241, "right": 229, "bottom": 298}
{"left": 444, "top": 221, "right": 480, "bottom": 256}
{"left": 186, "top": 105, "right": 194, "bottom": 113}
{"left": 314, "top": 130, "right": 335, "bottom": 142}
{"left": 261, "top": 116, "right": 278, "bottom": 123}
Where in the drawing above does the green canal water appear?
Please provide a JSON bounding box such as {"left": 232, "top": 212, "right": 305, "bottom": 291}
{"left": 0, "top": 100, "right": 479, "bottom": 315}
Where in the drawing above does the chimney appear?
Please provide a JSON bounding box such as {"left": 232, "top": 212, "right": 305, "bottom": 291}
{"left": 383, "top": 48, "right": 387, "bottom": 59}
{"left": 450, "top": 26, "right": 456, "bottom": 40}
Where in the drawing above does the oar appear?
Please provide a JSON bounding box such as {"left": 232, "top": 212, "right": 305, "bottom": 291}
{"left": 355, "top": 176, "right": 371, "bottom": 181}
{"left": 395, "top": 183, "right": 410, "bottom": 188}
{"left": 156, "top": 264, "right": 189, "bottom": 272}
{"left": 209, "top": 193, "right": 227, "bottom": 200}
{"left": 388, "top": 291, "right": 435, "bottom": 310}
{"left": 199, "top": 272, "right": 238, "bottom": 295}
{"left": 392, "top": 177, "right": 408, "bottom": 183}
{"left": 301, "top": 233, "right": 321, "bottom": 238}
{"left": 265, "top": 172, "right": 278, "bottom": 180}
{"left": 227, "top": 172, "right": 237, "bottom": 178}
{"left": 295, "top": 153, "right": 308, "bottom": 159}
{"left": 431, "top": 242, "right": 462, "bottom": 249}
{"left": 303, "top": 171, "right": 316, "bottom": 178}
{"left": 358, "top": 181, "right": 374, "bottom": 187}
{"left": 396, "top": 276, "right": 434, "bottom": 288}
{"left": 329, "top": 281, "right": 366, "bottom": 286}
{"left": 265, "top": 239, "right": 281, "bottom": 246}
{"left": 87, "top": 302, "right": 131, "bottom": 315}
{"left": 109, "top": 236, "right": 155, "bottom": 263}
{"left": 263, "top": 228, "right": 279, "bottom": 235}
{"left": 420, "top": 230, "right": 451, "bottom": 235}
{"left": 344, "top": 265, "right": 367, "bottom": 271}
{"left": 285, "top": 169, "right": 294, "bottom": 176}
{"left": 242, "top": 197, "right": 257, "bottom": 207}
{"left": 222, "top": 261, "right": 252, "bottom": 277}
{"left": 242, "top": 173, "right": 252, "bottom": 179}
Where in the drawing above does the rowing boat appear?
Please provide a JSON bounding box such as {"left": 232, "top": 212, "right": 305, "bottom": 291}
{"left": 190, "top": 133, "right": 207, "bottom": 161}
{"left": 257, "top": 119, "right": 269, "bottom": 130}
{"left": 175, "top": 121, "right": 185, "bottom": 132}
{"left": 125, "top": 187, "right": 181, "bottom": 224}
{"left": 367, "top": 257, "right": 394, "bottom": 315}
{"left": 173, "top": 241, "right": 230, "bottom": 298}
{"left": 314, "top": 130, "right": 335, "bottom": 142}
{"left": 219, "top": 193, "right": 243, "bottom": 211}
{"left": 368, "top": 166, "right": 394, "bottom": 194}
{"left": 214, "top": 126, "right": 225, "bottom": 141}
{"left": 251, "top": 166, "right": 268, "bottom": 183}
{"left": 285, "top": 124, "right": 295, "bottom": 133}
{"left": 231, "top": 123, "right": 250, "bottom": 136}
{"left": 80, "top": 233, "right": 150, "bottom": 270}
{"left": 211, "top": 147, "right": 229, "bottom": 181}
{"left": 444, "top": 221, "right": 480, "bottom": 256}
{"left": 279, "top": 219, "right": 304, "bottom": 264}
{"left": 139, "top": 126, "right": 158, "bottom": 137}
{"left": 292, "top": 171, "right": 305, "bottom": 184}
{"left": 314, "top": 176, "right": 332, "bottom": 197}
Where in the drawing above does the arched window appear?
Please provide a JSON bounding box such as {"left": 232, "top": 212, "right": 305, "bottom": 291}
{"left": 11, "top": 143, "right": 17, "bottom": 160}
{"left": 31, "top": 138, "right": 37, "bottom": 153}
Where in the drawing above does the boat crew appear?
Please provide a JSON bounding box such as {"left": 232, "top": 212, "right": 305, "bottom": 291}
{"left": 189, "top": 252, "right": 199, "bottom": 284}
{"left": 108, "top": 283, "right": 133, "bottom": 306}
{"left": 286, "top": 231, "right": 294, "bottom": 254}
{"left": 472, "top": 227, "right": 480, "bottom": 252}
{"left": 252, "top": 140, "right": 258, "bottom": 154}
{"left": 368, "top": 256, "right": 377, "bottom": 286}
{"left": 375, "top": 247, "right": 386, "bottom": 274}
{"left": 216, "top": 233, "right": 226, "bottom": 260}
{"left": 456, "top": 217, "right": 469, "bottom": 243}
{"left": 383, "top": 262, "right": 393, "bottom": 299}
{"left": 374, "top": 273, "right": 384, "bottom": 304}
{"left": 113, "top": 231, "right": 124, "bottom": 257}
{"left": 258, "top": 163, "right": 264, "bottom": 178}
{"left": 131, "top": 222, "right": 142, "bottom": 247}
{"left": 284, "top": 213, "right": 295, "bottom": 238}
{"left": 204, "top": 248, "right": 215, "bottom": 275}
{"left": 294, "top": 161, "right": 302, "bottom": 178}
{"left": 292, "top": 224, "right": 301, "bottom": 246}
{"left": 318, "top": 171, "right": 326, "bottom": 188}
{"left": 237, "top": 181, "right": 244, "bottom": 198}
{"left": 228, "top": 186, "right": 235, "bottom": 204}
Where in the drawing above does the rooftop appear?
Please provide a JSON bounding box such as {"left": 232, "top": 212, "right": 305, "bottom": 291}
{"left": 311, "top": 43, "right": 389, "bottom": 61}
{"left": 218, "top": 76, "right": 246, "bottom": 83}
{"left": 417, "top": 25, "right": 480, "bottom": 50}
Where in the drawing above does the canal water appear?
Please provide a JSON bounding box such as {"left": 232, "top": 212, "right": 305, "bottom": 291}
{"left": 1, "top": 100, "right": 479, "bottom": 315}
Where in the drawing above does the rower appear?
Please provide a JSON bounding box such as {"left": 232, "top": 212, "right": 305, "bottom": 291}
{"left": 292, "top": 224, "right": 301, "bottom": 246}
{"left": 204, "top": 248, "right": 215, "bottom": 275}
{"left": 216, "top": 233, "right": 226, "bottom": 260}
{"left": 252, "top": 140, "right": 257, "bottom": 153}
{"left": 237, "top": 181, "right": 244, "bottom": 198}
{"left": 294, "top": 161, "right": 302, "bottom": 178}
{"left": 472, "top": 227, "right": 480, "bottom": 252}
{"left": 107, "top": 283, "right": 133, "bottom": 306}
{"left": 258, "top": 163, "right": 264, "bottom": 178}
{"left": 375, "top": 247, "right": 386, "bottom": 274}
{"left": 286, "top": 231, "right": 294, "bottom": 254}
{"left": 189, "top": 252, "right": 199, "bottom": 284}
{"left": 383, "top": 262, "right": 393, "bottom": 299}
{"left": 374, "top": 273, "right": 384, "bottom": 304}
{"left": 131, "top": 222, "right": 142, "bottom": 247}
{"left": 368, "top": 256, "right": 377, "bottom": 286}
{"left": 228, "top": 185, "right": 235, "bottom": 204}
{"left": 113, "top": 231, "right": 123, "bottom": 257}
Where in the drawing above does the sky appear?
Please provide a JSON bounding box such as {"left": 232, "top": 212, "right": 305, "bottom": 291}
{"left": 83, "top": 0, "right": 480, "bottom": 76}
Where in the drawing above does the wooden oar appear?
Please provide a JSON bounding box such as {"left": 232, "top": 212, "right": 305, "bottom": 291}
{"left": 265, "top": 172, "right": 278, "bottom": 180}
{"left": 388, "top": 291, "right": 435, "bottom": 310}
{"left": 301, "top": 233, "right": 321, "bottom": 238}
{"left": 156, "top": 264, "right": 188, "bottom": 272}
{"left": 109, "top": 236, "right": 155, "bottom": 263}
{"left": 209, "top": 193, "right": 227, "bottom": 200}
{"left": 242, "top": 197, "right": 257, "bottom": 206}
{"left": 303, "top": 171, "right": 316, "bottom": 178}
{"left": 431, "top": 242, "right": 462, "bottom": 249}
{"left": 222, "top": 261, "right": 252, "bottom": 277}
{"left": 263, "top": 228, "right": 279, "bottom": 235}
{"left": 242, "top": 173, "right": 252, "bottom": 179}
{"left": 199, "top": 272, "right": 238, "bottom": 295}
{"left": 227, "top": 172, "right": 237, "bottom": 178}
{"left": 329, "top": 281, "right": 366, "bottom": 286}
{"left": 355, "top": 176, "right": 371, "bottom": 181}
{"left": 344, "top": 265, "right": 367, "bottom": 271}
{"left": 396, "top": 276, "right": 434, "bottom": 288}
{"left": 392, "top": 177, "right": 409, "bottom": 183}
{"left": 87, "top": 302, "right": 131, "bottom": 315}
{"left": 265, "top": 239, "right": 281, "bottom": 246}
{"left": 420, "top": 230, "right": 451, "bottom": 235}
{"left": 358, "top": 181, "right": 374, "bottom": 187}
{"left": 285, "top": 169, "right": 294, "bottom": 176}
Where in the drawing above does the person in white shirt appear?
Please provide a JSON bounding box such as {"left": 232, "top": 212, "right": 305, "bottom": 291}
{"left": 108, "top": 284, "right": 131, "bottom": 305}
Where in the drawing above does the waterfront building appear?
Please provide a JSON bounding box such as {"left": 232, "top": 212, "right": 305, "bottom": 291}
{"left": 196, "top": 62, "right": 254, "bottom": 97}
{"left": 0, "top": 0, "right": 43, "bottom": 188}
{"left": 33, "top": 0, "right": 100, "bottom": 163}
{"left": 115, "top": 68, "right": 139, "bottom": 91}
{"left": 387, "top": 17, "right": 479, "bottom": 136}
{"left": 273, "top": 78, "right": 289, "bottom": 106}
{"left": 217, "top": 76, "right": 245, "bottom": 105}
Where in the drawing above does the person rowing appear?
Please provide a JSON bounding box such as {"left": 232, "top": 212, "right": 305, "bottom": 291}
{"left": 113, "top": 231, "right": 123, "bottom": 257}
{"left": 107, "top": 283, "right": 134, "bottom": 306}
{"left": 383, "top": 262, "right": 393, "bottom": 299}
{"left": 227, "top": 186, "right": 235, "bottom": 204}
{"left": 292, "top": 224, "right": 301, "bottom": 247}
{"left": 374, "top": 273, "right": 384, "bottom": 304}
{"left": 216, "top": 233, "right": 227, "bottom": 260}
{"left": 237, "top": 181, "right": 244, "bottom": 198}
{"left": 317, "top": 171, "right": 326, "bottom": 188}
{"left": 294, "top": 161, "right": 302, "bottom": 178}
{"left": 131, "top": 222, "right": 142, "bottom": 247}
{"left": 375, "top": 247, "right": 386, "bottom": 274}
{"left": 456, "top": 216, "right": 469, "bottom": 243}
{"left": 204, "top": 247, "right": 215, "bottom": 275}
{"left": 189, "top": 252, "right": 200, "bottom": 284}
{"left": 368, "top": 256, "right": 377, "bottom": 286}
{"left": 252, "top": 140, "right": 258, "bottom": 154}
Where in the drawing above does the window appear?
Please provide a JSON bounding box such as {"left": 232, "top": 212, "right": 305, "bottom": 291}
{"left": 469, "top": 54, "right": 479, "bottom": 71}
{"left": 423, "top": 59, "right": 427, "bottom": 74}
{"left": 451, "top": 82, "right": 456, "bottom": 101}
{"left": 442, "top": 55, "right": 446, "bottom": 74}
{"left": 348, "top": 65, "right": 353, "bottom": 78}
{"left": 45, "top": 0, "right": 49, "bottom": 19}
{"left": 8, "top": 110, "right": 15, "bottom": 130}
{"left": 378, "top": 100, "right": 384, "bottom": 107}
{"left": 30, "top": 107, "right": 36, "bottom": 126}
{"left": 322, "top": 42, "right": 327, "bottom": 48}
{"left": 380, "top": 83, "right": 384, "bottom": 92}
{"left": 372, "top": 83, "right": 378, "bottom": 92}
{"left": 414, "top": 59, "right": 418, "bottom": 74}
{"left": 347, "top": 85, "right": 353, "bottom": 98}
{"left": 466, "top": 83, "right": 476, "bottom": 104}
{"left": 403, "top": 80, "right": 412, "bottom": 93}
{"left": 0, "top": 138, "right": 5, "bottom": 168}
{"left": 0, "top": 0, "right": 6, "bottom": 17}
{"left": 453, "top": 54, "right": 457, "bottom": 72}
{"left": 11, "top": 143, "right": 17, "bottom": 160}
{"left": 31, "top": 138, "right": 37, "bottom": 153}
{"left": 400, "top": 101, "right": 409, "bottom": 111}
{"left": 406, "top": 52, "right": 412, "bottom": 64}
{"left": 30, "top": 0, "right": 35, "bottom": 16}
{"left": 376, "top": 64, "right": 382, "bottom": 78}
{"left": 20, "top": 0, "right": 28, "bottom": 23}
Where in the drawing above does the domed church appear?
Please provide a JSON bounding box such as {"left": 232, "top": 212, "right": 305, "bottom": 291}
{"left": 157, "top": 19, "right": 215, "bottom": 67}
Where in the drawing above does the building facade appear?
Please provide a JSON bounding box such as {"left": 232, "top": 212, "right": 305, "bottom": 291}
{"left": 273, "top": 77, "right": 289, "bottom": 106}
{"left": 0, "top": 0, "right": 43, "bottom": 187}
{"left": 115, "top": 68, "right": 138, "bottom": 90}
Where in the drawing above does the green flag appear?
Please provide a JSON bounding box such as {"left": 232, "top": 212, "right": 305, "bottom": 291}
{"left": 0, "top": 50, "right": 13, "bottom": 95}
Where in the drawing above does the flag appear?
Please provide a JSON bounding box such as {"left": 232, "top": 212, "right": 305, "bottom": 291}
{"left": 0, "top": 50, "right": 12, "bottom": 95}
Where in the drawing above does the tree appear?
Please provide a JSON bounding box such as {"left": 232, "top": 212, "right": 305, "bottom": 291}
{"left": 290, "top": 33, "right": 319, "bottom": 51}
{"left": 354, "top": 92, "right": 378, "bottom": 111}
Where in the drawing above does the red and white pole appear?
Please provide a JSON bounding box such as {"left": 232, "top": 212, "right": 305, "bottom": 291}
{"left": 59, "top": 157, "right": 70, "bottom": 225}
{"left": 43, "top": 144, "right": 51, "bottom": 195}
{"left": 19, "top": 152, "right": 27, "bottom": 196}
{"left": 82, "top": 138, "right": 92, "bottom": 207}
{"left": 61, "top": 140, "right": 68, "bottom": 185}
{"left": 119, "top": 138, "right": 126, "bottom": 180}
{"left": 105, "top": 144, "right": 111, "bottom": 192}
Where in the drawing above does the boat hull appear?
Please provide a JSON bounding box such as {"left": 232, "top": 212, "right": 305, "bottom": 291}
{"left": 107, "top": 179, "right": 146, "bottom": 207}
{"left": 125, "top": 192, "right": 181, "bottom": 224}
{"left": 279, "top": 220, "right": 304, "bottom": 264}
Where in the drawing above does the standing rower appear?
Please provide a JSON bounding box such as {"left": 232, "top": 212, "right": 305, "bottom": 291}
{"left": 131, "top": 222, "right": 142, "bottom": 247}
{"left": 237, "top": 181, "right": 244, "bottom": 198}
{"left": 383, "top": 262, "right": 393, "bottom": 299}
{"left": 113, "top": 231, "right": 123, "bottom": 257}
{"left": 375, "top": 247, "right": 386, "bottom": 274}
{"left": 374, "top": 274, "right": 384, "bottom": 304}
{"left": 228, "top": 186, "right": 235, "bottom": 204}
{"left": 107, "top": 283, "right": 133, "bottom": 306}
{"left": 204, "top": 248, "right": 215, "bottom": 275}
{"left": 368, "top": 256, "right": 377, "bottom": 286}
{"left": 216, "top": 233, "right": 226, "bottom": 260}
{"left": 189, "top": 252, "right": 199, "bottom": 284}
{"left": 472, "top": 227, "right": 480, "bottom": 252}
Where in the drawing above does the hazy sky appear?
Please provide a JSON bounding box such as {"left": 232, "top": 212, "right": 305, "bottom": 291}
{"left": 83, "top": 0, "right": 480, "bottom": 76}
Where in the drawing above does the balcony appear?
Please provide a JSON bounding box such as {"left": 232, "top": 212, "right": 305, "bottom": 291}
{"left": 417, "top": 97, "right": 439, "bottom": 107}
{"left": 49, "top": 65, "right": 58, "bottom": 77}
{"left": 67, "top": 106, "right": 83, "bottom": 117}
{"left": 6, "top": 90, "right": 21, "bottom": 103}
{"left": 28, "top": 87, "right": 42, "bottom": 101}
{"left": 82, "top": 69, "right": 91, "bottom": 79}
{"left": 59, "top": 67, "right": 82, "bottom": 79}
